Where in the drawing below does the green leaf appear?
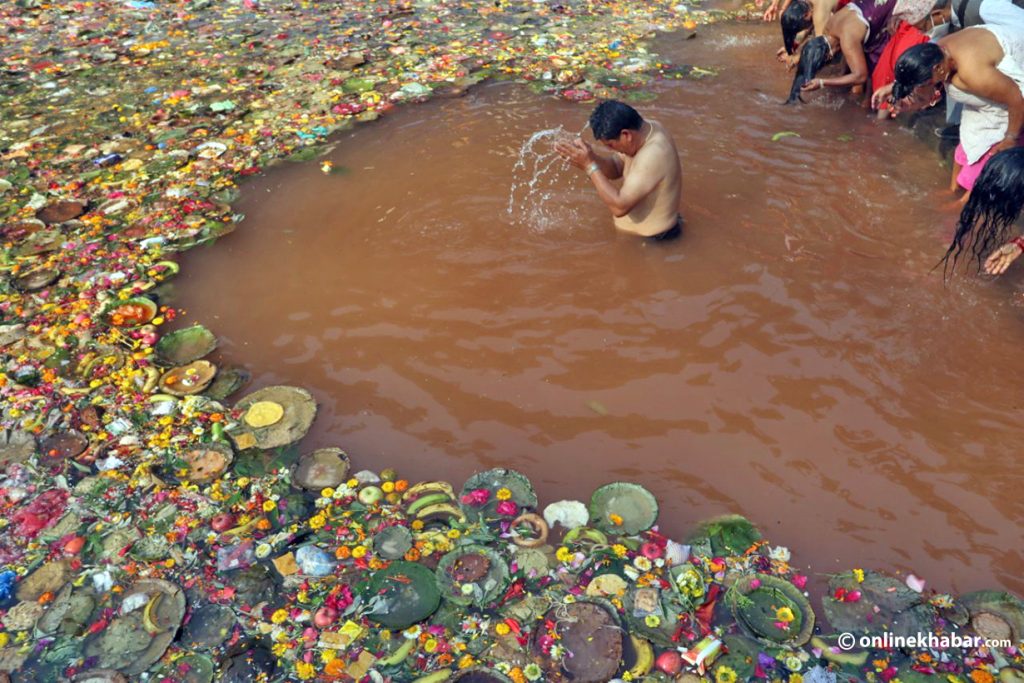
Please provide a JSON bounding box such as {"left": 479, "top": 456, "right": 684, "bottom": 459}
{"left": 771, "top": 131, "right": 800, "bottom": 142}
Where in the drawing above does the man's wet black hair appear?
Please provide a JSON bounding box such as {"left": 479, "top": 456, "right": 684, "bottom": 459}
{"left": 940, "top": 147, "right": 1024, "bottom": 275}
{"left": 892, "top": 43, "right": 944, "bottom": 100}
{"left": 785, "top": 36, "right": 831, "bottom": 104}
{"left": 589, "top": 100, "right": 644, "bottom": 141}
{"left": 781, "top": 0, "right": 813, "bottom": 55}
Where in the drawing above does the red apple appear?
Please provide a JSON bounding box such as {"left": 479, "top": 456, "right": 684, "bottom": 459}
{"left": 210, "top": 513, "right": 236, "bottom": 533}
{"left": 313, "top": 606, "right": 338, "bottom": 628}
{"left": 655, "top": 650, "right": 683, "bottom": 676}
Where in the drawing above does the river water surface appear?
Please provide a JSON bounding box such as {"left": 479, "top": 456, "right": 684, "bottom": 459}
{"left": 176, "top": 22, "right": 1024, "bottom": 596}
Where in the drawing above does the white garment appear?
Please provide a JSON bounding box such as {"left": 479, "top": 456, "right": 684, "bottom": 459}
{"left": 947, "top": 24, "right": 1024, "bottom": 163}
{"left": 979, "top": 0, "right": 1024, "bottom": 27}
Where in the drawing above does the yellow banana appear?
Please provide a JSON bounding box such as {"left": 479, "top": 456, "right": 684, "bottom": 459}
{"left": 142, "top": 592, "right": 165, "bottom": 634}
{"left": 628, "top": 635, "right": 655, "bottom": 678}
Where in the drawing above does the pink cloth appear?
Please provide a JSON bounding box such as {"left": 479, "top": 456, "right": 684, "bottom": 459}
{"left": 955, "top": 133, "right": 1024, "bottom": 190}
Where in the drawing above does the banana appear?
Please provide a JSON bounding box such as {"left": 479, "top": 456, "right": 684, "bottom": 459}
{"left": 415, "top": 503, "right": 466, "bottom": 524}
{"left": 377, "top": 637, "right": 416, "bottom": 667}
{"left": 563, "top": 527, "right": 609, "bottom": 546}
{"left": 142, "top": 592, "right": 165, "bottom": 635}
{"left": 627, "top": 635, "right": 654, "bottom": 678}
{"left": 76, "top": 352, "right": 97, "bottom": 377}
{"left": 141, "top": 366, "right": 160, "bottom": 393}
{"left": 810, "top": 636, "right": 869, "bottom": 666}
{"left": 405, "top": 492, "right": 453, "bottom": 516}
{"left": 401, "top": 481, "right": 455, "bottom": 503}
{"left": 411, "top": 670, "right": 452, "bottom": 683}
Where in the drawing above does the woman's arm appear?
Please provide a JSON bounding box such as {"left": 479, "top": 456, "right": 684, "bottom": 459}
{"left": 958, "top": 63, "right": 1024, "bottom": 152}
{"left": 801, "top": 29, "right": 869, "bottom": 92}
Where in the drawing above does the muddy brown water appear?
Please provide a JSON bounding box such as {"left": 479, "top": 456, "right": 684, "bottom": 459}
{"left": 176, "top": 22, "right": 1024, "bottom": 597}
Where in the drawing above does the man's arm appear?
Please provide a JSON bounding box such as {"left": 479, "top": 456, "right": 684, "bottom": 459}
{"left": 588, "top": 151, "right": 663, "bottom": 218}
{"left": 593, "top": 151, "right": 624, "bottom": 180}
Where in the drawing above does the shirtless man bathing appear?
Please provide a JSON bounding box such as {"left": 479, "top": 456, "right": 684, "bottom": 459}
{"left": 555, "top": 100, "right": 684, "bottom": 240}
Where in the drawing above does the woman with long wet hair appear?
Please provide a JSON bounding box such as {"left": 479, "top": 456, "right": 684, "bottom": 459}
{"left": 874, "top": 27, "right": 1024, "bottom": 197}
{"left": 787, "top": 0, "right": 933, "bottom": 101}
{"left": 941, "top": 147, "right": 1024, "bottom": 275}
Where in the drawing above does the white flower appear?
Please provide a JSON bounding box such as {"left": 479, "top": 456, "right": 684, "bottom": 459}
{"left": 403, "top": 625, "right": 422, "bottom": 640}
{"left": 542, "top": 500, "right": 589, "bottom": 530}
{"left": 768, "top": 545, "right": 791, "bottom": 562}
{"left": 633, "top": 556, "right": 653, "bottom": 572}
{"left": 255, "top": 543, "right": 271, "bottom": 559}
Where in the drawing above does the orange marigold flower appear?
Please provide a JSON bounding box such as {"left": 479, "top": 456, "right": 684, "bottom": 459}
{"left": 394, "top": 480, "right": 409, "bottom": 492}
{"left": 404, "top": 548, "right": 421, "bottom": 562}
{"left": 971, "top": 670, "right": 995, "bottom": 683}
{"left": 324, "top": 658, "right": 347, "bottom": 677}
{"left": 335, "top": 546, "right": 352, "bottom": 560}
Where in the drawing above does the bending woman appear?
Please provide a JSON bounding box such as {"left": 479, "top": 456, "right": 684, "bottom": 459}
{"left": 876, "top": 28, "right": 1024, "bottom": 195}
{"left": 941, "top": 147, "right": 1024, "bottom": 274}
{"left": 787, "top": 0, "right": 931, "bottom": 101}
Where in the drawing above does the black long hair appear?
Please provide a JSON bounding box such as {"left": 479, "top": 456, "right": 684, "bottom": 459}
{"left": 892, "top": 43, "right": 944, "bottom": 101}
{"left": 785, "top": 36, "right": 831, "bottom": 104}
{"left": 940, "top": 147, "right": 1024, "bottom": 274}
{"left": 781, "top": 0, "right": 813, "bottom": 55}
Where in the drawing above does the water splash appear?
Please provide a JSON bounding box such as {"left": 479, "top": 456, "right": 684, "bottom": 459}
{"left": 507, "top": 125, "right": 584, "bottom": 233}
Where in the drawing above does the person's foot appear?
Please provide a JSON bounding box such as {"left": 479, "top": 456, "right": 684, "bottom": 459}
{"left": 934, "top": 124, "right": 960, "bottom": 140}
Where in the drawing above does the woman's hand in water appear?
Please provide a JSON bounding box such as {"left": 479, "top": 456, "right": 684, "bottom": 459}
{"left": 763, "top": 1, "right": 780, "bottom": 21}
{"left": 983, "top": 242, "right": 1023, "bottom": 276}
{"left": 871, "top": 83, "right": 895, "bottom": 110}
{"left": 554, "top": 138, "right": 594, "bottom": 170}
{"left": 801, "top": 78, "right": 824, "bottom": 93}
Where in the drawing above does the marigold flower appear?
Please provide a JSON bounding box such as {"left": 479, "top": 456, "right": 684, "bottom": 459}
{"left": 716, "top": 666, "right": 739, "bottom": 683}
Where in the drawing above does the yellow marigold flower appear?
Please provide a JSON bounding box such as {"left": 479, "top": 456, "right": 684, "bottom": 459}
{"left": 496, "top": 487, "right": 512, "bottom": 501}
{"left": 446, "top": 528, "right": 462, "bottom": 539}
{"left": 776, "top": 607, "right": 795, "bottom": 623}
{"left": 262, "top": 500, "right": 277, "bottom": 512}
{"left": 495, "top": 623, "right": 511, "bottom": 636}
{"left": 424, "top": 638, "right": 439, "bottom": 653}
{"left": 309, "top": 514, "right": 325, "bottom": 530}
{"left": 346, "top": 478, "right": 359, "bottom": 488}
{"left": 853, "top": 568, "right": 865, "bottom": 583}
{"left": 351, "top": 546, "right": 368, "bottom": 559}
{"left": 271, "top": 609, "right": 288, "bottom": 624}
{"left": 295, "top": 661, "right": 316, "bottom": 680}
{"left": 321, "top": 488, "right": 335, "bottom": 498}
{"left": 716, "top": 666, "right": 739, "bottom": 683}
{"left": 411, "top": 520, "right": 425, "bottom": 531}
{"left": 236, "top": 477, "right": 250, "bottom": 488}
{"left": 381, "top": 481, "right": 395, "bottom": 493}
{"left": 612, "top": 544, "right": 628, "bottom": 558}
{"left": 321, "top": 649, "right": 337, "bottom": 664}
{"left": 459, "top": 654, "right": 475, "bottom": 669}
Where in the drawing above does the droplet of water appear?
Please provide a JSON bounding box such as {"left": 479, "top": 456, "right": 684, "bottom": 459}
{"left": 507, "top": 126, "right": 583, "bottom": 233}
